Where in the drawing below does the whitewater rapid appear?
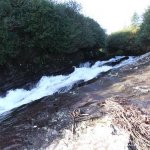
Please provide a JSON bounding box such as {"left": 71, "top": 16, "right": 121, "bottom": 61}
{"left": 0, "top": 56, "right": 136, "bottom": 115}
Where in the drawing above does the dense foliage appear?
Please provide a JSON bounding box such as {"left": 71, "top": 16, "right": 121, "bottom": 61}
{"left": 0, "top": 0, "right": 106, "bottom": 69}
{"left": 106, "top": 7, "right": 150, "bottom": 56}
{"left": 107, "top": 30, "right": 140, "bottom": 55}
{"left": 138, "top": 7, "right": 150, "bottom": 51}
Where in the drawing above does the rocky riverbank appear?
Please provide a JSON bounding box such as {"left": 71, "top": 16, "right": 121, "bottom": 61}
{"left": 0, "top": 53, "right": 150, "bottom": 150}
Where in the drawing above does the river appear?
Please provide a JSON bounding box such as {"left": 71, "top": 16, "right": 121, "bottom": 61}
{"left": 0, "top": 53, "right": 149, "bottom": 150}
{"left": 0, "top": 56, "right": 135, "bottom": 116}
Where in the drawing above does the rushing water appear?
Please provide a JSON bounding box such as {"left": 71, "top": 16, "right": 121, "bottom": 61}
{"left": 0, "top": 56, "right": 136, "bottom": 115}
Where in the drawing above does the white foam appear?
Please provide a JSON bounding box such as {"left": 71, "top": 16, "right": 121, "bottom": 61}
{"left": 79, "top": 62, "right": 91, "bottom": 68}
{"left": 114, "top": 56, "right": 136, "bottom": 68}
{"left": 0, "top": 56, "right": 136, "bottom": 115}
{"left": 91, "top": 56, "right": 125, "bottom": 68}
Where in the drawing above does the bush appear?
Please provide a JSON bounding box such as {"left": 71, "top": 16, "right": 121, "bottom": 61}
{"left": 138, "top": 7, "right": 150, "bottom": 51}
{"left": 106, "top": 29, "right": 142, "bottom": 55}
{"left": 0, "top": 0, "right": 106, "bottom": 68}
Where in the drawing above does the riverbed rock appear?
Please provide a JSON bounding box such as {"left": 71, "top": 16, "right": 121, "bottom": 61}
{"left": 0, "top": 53, "right": 150, "bottom": 149}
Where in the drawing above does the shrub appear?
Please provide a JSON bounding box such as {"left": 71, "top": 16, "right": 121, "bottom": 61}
{"left": 138, "top": 7, "right": 150, "bottom": 51}
{"left": 0, "top": 0, "right": 106, "bottom": 68}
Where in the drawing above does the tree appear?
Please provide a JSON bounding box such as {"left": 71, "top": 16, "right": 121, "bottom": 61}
{"left": 138, "top": 7, "right": 150, "bottom": 51}
{"left": 106, "top": 30, "right": 140, "bottom": 55}
{"left": 131, "top": 12, "right": 140, "bottom": 27}
{"left": 0, "top": 0, "right": 106, "bottom": 69}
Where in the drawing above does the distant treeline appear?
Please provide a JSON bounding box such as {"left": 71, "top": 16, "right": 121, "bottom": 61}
{"left": 106, "top": 7, "right": 150, "bottom": 56}
{"left": 0, "top": 0, "right": 106, "bottom": 71}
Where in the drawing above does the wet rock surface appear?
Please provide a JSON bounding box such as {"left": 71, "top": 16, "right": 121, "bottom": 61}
{"left": 0, "top": 53, "right": 150, "bottom": 149}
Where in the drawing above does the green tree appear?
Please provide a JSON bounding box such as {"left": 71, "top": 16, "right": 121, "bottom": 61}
{"left": 106, "top": 30, "right": 140, "bottom": 55}
{"left": 0, "top": 0, "right": 106, "bottom": 69}
{"left": 131, "top": 12, "right": 140, "bottom": 27}
{"left": 138, "top": 7, "right": 150, "bottom": 51}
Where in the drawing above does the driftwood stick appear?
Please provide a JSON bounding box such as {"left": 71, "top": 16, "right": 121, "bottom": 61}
{"left": 105, "top": 98, "right": 150, "bottom": 150}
